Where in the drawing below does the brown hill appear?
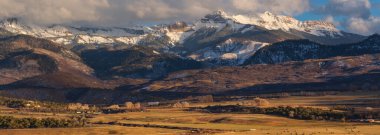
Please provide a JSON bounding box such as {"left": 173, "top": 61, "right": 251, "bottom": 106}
{"left": 2, "top": 54, "right": 380, "bottom": 103}
{"left": 146, "top": 54, "right": 380, "bottom": 94}
{"left": 0, "top": 35, "right": 92, "bottom": 85}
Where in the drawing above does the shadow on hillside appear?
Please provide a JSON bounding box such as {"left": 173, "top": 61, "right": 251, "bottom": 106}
{"left": 1, "top": 72, "right": 380, "bottom": 104}
{"left": 221, "top": 72, "right": 380, "bottom": 96}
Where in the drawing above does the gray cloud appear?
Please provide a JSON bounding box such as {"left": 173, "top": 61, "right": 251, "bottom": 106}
{"left": 230, "top": 0, "right": 309, "bottom": 15}
{"left": 116, "top": 0, "right": 310, "bottom": 25}
{"left": 0, "top": 0, "right": 310, "bottom": 26}
{"left": 0, "top": 0, "right": 110, "bottom": 25}
{"left": 316, "top": 0, "right": 371, "bottom": 19}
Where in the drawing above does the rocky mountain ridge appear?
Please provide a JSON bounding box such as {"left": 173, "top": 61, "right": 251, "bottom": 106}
{"left": 0, "top": 10, "right": 366, "bottom": 65}
{"left": 0, "top": 11, "right": 379, "bottom": 103}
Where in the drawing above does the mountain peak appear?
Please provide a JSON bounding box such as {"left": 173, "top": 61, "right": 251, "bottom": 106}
{"left": 202, "top": 10, "right": 231, "bottom": 23}
{"left": 6, "top": 18, "right": 19, "bottom": 23}
{"left": 263, "top": 11, "right": 275, "bottom": 16}
{"left": 214, "top": 9, "right": 228, "bottom": 16}
{"left": 1, "top": 18, "right": 21, "bottom": 26}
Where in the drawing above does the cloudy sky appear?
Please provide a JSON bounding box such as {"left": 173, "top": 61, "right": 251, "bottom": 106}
{"left": 0, "top": 0, "right": 379, "bottom": 35}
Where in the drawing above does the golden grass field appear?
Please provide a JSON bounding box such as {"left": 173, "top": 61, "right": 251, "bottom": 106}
{"left": 1, "top": 91, "right": 380, "bottom": 135}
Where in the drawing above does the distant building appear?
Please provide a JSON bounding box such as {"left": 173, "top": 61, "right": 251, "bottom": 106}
{"left": 148, "top": 102, "right": 160, "bottom": 106}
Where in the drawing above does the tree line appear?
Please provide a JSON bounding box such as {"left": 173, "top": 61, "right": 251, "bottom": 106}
{"left": 202, "top": 105, "right": 380, "bottom": 121}
{"left": 0, "top": 116, "right": 86, "bottom": 129}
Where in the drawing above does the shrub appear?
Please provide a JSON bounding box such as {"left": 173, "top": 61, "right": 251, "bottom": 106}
{"left": 203, "top": 105, "right": 349, "bottom": 121}
{"left": 108, "top": 130, "right": 119, "bottom": 134}
{"left": 4, "top": 100, "right": 26, "bottom": 108}
{"left": 0, "top": 116, "right": 84, "bottom": 129}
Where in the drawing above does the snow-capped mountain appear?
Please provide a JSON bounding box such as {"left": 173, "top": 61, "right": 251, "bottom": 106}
{"left": 0, "top": 10, "right": 366, "bottom": 65}
{"left": 0, "top": 18, "right": 156, "bottom": 46}
{"left": 188, "top": 39, "right": 269, "bottom": 65}
{"left": 226, "top": 11, "right": 342, "bottom": 37}
{"left": 172, "top": 10, "right": 364, "bottom": 65}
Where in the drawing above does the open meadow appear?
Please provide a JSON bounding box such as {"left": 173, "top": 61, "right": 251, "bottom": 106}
{"left": 1, "top": 91, "right": 380, "bottom": 135}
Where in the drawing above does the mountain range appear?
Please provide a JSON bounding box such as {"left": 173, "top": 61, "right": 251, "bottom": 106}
{"left": 0, "top": 10, "right": 379, "bottom": 103}
{"left": 0, "top": 10, "right": 365, "bottom": 65}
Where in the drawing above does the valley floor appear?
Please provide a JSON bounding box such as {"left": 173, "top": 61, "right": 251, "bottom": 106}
{"left": 1, "top": 91, "right": 380, "bottom": 135}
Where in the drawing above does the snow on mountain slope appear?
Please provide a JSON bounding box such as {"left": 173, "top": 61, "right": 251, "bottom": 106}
{"left": 0, "top": 10, "right": 355, "bottom": 46}
{"left": 161, "top": 18, "right": 244, "bottom": 45}
{"left": 75, "top": 35, "right": 114, "bottom": 44}
{"left": 115, "top": 36, "right": 146, "bottom": 45}
{"left": 0, "top": 18, "right": 150, "bottom": 45}
{"left": 214, "top": 10, "right": 342, "bottom": 37}
{"left": 165, "top": 30, "right": 194, "bottom": 44}
{"left": 0, "top": 11, "right": 365, "bottom": 66}
{"left": 189, "top": 39, "right": 269, "bottom": 65}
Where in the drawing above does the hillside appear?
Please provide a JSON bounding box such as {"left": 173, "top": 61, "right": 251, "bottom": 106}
{"left": 147, "top": 54, "right": 380, "bottom": 94}
{"left": 0, "top": 34, "right": 379, "bottom": 103}
{"left": 244, "top": 34, "right": 380, "bottom": 65}
{"left": 0, "top": 35, "right": 91, "bottom": 85}
{"left": 80, "top": 46, "right": 203, "bottom": 79}
{"left": 0, "top": 11, "right": 378, "bottom": 103}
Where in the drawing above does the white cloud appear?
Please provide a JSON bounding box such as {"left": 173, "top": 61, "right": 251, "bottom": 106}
{"left": 314, "top": 0, "right": 380, "bottom": 35}
{"left": 347, "top": 16, "right": 380, "bottom": 35}
{"left": 324, "top": 15, "right": 340, "bottom": 27}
